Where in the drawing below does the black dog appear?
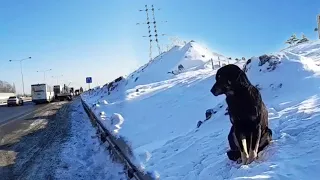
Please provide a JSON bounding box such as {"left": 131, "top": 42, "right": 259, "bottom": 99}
{"left": 210, "top": 64, "right": 272, "bottom": 165}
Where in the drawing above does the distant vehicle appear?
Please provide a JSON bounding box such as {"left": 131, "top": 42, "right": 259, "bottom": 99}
{"left": 31, "top": 84, "right": 54, "bottom": 104}
{"left": 72, "top": 87, "right": 84, "bottom": 96}
{"left": 53, "top": 85, "right": 61, "bottom": 98}
{"left": 74, "top": 89, "right": 80, "bottom": 96}
{"left": 53, "top": 84, "right": 73, "bottom": 101}
{"left": 7, "top": 96, "right": 24, "bottom": 106}
{"left": 69, "top": 87, "right": 74, "bottom": 96}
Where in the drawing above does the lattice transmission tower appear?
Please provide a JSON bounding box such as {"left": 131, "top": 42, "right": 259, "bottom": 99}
{"left": 137, "top": 5, "right": 167, "bottom": 61}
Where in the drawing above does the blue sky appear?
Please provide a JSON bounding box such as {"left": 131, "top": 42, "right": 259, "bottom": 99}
{"left": 0, "top": 0, "right": 319, "bottom": 94}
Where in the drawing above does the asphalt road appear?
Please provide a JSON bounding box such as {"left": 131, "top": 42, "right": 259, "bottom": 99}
{"left": 0, "top": 100, "right": 70, "bottom": 180}
{"left": 0, "top": 101, "right": 49, "bottom": 125}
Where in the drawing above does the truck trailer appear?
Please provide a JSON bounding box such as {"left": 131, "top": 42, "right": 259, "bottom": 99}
{"left": 53, "top": 84, "right": 73, "bottom": 101}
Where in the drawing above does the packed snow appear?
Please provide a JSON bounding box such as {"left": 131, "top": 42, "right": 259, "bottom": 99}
{"left": 82, "top": 41, "right": 320, "bottom": 180}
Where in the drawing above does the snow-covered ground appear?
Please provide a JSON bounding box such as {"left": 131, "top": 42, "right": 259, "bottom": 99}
{"left": 281, "top": 40, "right": 320, "bottom": 62}
{"left": 82, "top": 41, "right": 320, "bottom": 180}
{"left": 55, "top": 100, "right": 126, "bottom": 180}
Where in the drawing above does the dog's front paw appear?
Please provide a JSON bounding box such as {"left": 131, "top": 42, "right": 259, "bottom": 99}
{"left": 248, "top": 150, "right": 258, "bottom": 164}
{"left": 236, "top": 158, "right": 242, "bottom": 164}
{"left": 241, "top": 152, "right": 249, "bottom": 165}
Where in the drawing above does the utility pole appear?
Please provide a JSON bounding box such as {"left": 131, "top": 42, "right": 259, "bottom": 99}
{"left": 211, "top": 58, "right": 214, "bottom": 70}
{"left": 137, "top": 5, "right": 167, "bottom": 61}
{"left": 9, "top": 57, "right": 32, "bottom": 96}
{"left": 317, "top": 14, "right": 320, "bottom": 39}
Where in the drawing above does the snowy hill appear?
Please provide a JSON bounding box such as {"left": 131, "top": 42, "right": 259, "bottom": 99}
{"left": 126, "top": 41, "right": 233, "bottom": 88}
{"left": 82, "top": 40, "right": 320, "bottom": 180}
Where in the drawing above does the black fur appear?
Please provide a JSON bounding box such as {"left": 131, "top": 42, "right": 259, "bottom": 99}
{"left": 210, "top": 64, "right": 272, "bottom": 164}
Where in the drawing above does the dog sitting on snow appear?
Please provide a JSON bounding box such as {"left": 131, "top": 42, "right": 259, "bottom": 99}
{"left": 210, "top": 64, "right": 272, "bottom": 165}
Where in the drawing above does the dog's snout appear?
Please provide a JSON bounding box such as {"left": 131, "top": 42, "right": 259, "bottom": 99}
{"left": 211, "top": 84, "right": 222, "bottom": 96}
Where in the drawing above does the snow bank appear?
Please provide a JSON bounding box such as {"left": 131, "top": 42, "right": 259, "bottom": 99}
{"left": 281, "top": 40, "right": 320, "bottom": 62}
{"left": 0, "top": 93, "right": 15, "bottom": 103}
{"left": 82, "top": 40, "right": 320, "bottom": 179}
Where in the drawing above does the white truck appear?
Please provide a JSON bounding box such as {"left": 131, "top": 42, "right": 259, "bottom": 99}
{"left": 53, "top": 84, "right": 73, "bottom": 101}
{"left": 31, "top": 84, "right": 54, "bottom": 104}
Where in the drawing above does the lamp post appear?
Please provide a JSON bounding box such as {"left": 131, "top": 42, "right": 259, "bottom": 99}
{"left": 37, "top": 69, "right": 52, "bottom": 82}
{"left": 9, "top": 57, "right": 32, "bottom": 96}
{"left": 52, "top": 75, "right": 63, "bottom": 85}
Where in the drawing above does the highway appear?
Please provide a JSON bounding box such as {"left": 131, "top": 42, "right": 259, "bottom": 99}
{"left": 0, "top": 100, "right": 70, "bottom": 180}
{"left": 0, "top": 101, "right": 47, "bottom": 125}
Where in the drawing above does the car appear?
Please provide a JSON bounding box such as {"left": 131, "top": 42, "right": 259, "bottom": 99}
{"left": 7, "top": 96, "right": 24, "bottom": 106}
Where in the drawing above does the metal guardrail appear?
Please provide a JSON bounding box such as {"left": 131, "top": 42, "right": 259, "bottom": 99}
{"left": 81, "top": 98, "right": 155, "bottom": 180}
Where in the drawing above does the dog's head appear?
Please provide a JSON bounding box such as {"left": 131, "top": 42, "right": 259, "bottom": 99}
{"left": 211, "top": 64, "right": 247, "bottom": 96}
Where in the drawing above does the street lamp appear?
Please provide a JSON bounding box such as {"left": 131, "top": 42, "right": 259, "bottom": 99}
{"left": 9, "top": 57, "right": 32, "bottom": 96}
{"left": 37, "top": 69, "right": 52, "bottom": 81}
{"left": 52, "top": 75, "right": 63, "bottom": 85}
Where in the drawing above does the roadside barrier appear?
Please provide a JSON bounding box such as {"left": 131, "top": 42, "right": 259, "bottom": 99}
{"left": 81, "top": 98, "right": 155, "bottom": 180}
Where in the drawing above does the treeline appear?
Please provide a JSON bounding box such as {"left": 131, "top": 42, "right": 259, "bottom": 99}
{"left": 0, "top": 80, "right": 16, "bottom": 93}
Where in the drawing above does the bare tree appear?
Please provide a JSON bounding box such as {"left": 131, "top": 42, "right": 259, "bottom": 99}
{"left": 12, "top": 83, "right": 16, "bottom": 93}
{"left": 0, "top": 80, "right": 15, "bottom": 93}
